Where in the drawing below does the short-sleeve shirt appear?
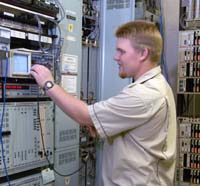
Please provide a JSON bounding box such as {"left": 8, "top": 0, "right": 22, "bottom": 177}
{"left": 88, "top": 66, "right": 177, "bottom": 186}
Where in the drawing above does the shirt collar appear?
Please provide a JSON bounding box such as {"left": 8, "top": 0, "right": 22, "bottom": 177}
{"left": 128, "top": 66, "right": 161, "bottom": 88}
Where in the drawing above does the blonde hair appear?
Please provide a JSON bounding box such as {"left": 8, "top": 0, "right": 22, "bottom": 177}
{"left": 115, "top": 20, "right": 163, "bottom": 64}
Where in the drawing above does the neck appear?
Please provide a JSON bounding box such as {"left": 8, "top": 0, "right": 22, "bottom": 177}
{"left": 134, "top": 62, "right": 158, "bottom": 80}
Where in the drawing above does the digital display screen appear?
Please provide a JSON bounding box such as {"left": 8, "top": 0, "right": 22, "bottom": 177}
{"left": 13, "top": 53, "right": 29, "bottom": 74}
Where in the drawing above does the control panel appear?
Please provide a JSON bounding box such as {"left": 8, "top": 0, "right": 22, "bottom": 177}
{"left": 0, "top": 101, "right": 54, "bottom": 176}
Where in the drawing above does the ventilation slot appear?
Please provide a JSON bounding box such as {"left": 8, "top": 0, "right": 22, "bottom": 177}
{"left": 107, "top": 0, "right": 130, "bottom": 10}
{"left": 59, "top": 129, "right": 77, "bottom": 142}
{"left": 58, "top": 151, "right": 77, "bottom": 165}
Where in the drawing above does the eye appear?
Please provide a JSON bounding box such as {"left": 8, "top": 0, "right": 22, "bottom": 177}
{"left": 116, "top": 48, "right": 125, "bottom": 55}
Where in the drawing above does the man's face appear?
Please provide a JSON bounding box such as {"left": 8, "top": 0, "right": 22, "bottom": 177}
{"left": 114, "top": 38, "right": 141, "bottom": 79}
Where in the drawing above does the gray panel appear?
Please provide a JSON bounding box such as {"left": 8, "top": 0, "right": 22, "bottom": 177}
{"left": 0, "top": 173, "right": 48, "bottom": 186}
{"left": 88, "top": 47, "right": 98, "bottom": 104}
{"left": 97, "top": 0, "right": 135, "bottom": 100}
{"left": 54, "top": 1, "right": 81, "bottom": 185}
{"left": 81, "top": 46, "right": 89, "bottom": 102}
{"left": 54, "top": 146, "right": 79, "bottom": 186}
{"left": 54, "top": 0, "right": 81, "bottom": 148}
{"left": 162, "top": 0, "right": 179, "bottom": 101}
{"left": 0, "top": 102, "right": 54, "bottom": 176}
{"left": 55, "top": 107, "right": 79, "bottom": 148}
{"left": 58, "top": 0, "right": 82, "bottom": 79}
{"left": 81, "top": 46, "right": 98, "bottom": 104}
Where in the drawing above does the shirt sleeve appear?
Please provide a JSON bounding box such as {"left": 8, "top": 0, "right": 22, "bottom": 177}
{"left": 88, "top": 84, "right": 164, "bottom": 138}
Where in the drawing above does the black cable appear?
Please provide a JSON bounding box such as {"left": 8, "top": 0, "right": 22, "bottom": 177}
{"left": 85, "top": 161, "right": 87, "bottom": 186}
{"left": 87, "top": 47, "right": 90, "bottom": 104}
{"left": 46, "top": 18, "right": 62, "bottom": 60}
{"left": 34, "top": 14, "right": 45, "bottom": 53}
{"left": 54, "top": 0, "right": 65, "bottom": 23}
{"left": 36, "top": 100, "right": 84, "bottom": 177}
{"left": 33, "top": 13, "right": 63, "bottom": 83}
{"left": 33, "top": 0, "right": 84, "bottom": 177}
{"left": 33, "top": 12, "right": 63, "bottom": 84}
{"left": 34, "top": 14, "right": 59, "bottom": 55}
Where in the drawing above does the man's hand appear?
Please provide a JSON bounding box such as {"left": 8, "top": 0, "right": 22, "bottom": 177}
{"left": 30, "top": 64, "right": 54, "bottom": 88}
{"left": 86, "top": 126, "right": 98, "bottom": 138}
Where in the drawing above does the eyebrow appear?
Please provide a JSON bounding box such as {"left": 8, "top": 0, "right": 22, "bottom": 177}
{"left": 116, "top": 47, "right": 126, "bottom": 54}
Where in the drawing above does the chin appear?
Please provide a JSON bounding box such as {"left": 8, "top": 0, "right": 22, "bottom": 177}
{"left": 119, "top": 73, "right": 127, "bottom": 79}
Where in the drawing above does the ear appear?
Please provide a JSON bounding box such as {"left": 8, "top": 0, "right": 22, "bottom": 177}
{"left": 140, "top": 48, "right": 149, "bottom": 62}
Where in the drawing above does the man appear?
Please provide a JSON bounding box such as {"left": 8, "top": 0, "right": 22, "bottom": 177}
{"left": 31, "top": 20, "right": 177, "bottom": 186}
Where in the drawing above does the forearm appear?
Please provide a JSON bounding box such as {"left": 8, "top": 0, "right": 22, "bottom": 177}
{"left": 47, "top": 84, "right": 93, "bottom": 126}
{"left": 30, "top": 65, "right": 93, "bottom": 126}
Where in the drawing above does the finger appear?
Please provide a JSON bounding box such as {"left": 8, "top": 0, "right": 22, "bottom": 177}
{"left": 30, "top": 68, "right": 37, "bottom": 74}
{"left": 31, "top": 64, "right": 40, "bottom": 71}
{"left": 30, "top": 69, "right": 38, "bottom": 78}
{"left": 88, "top": 127, "right": 97, "bottom": 138}
{"left": 31, "top": 64, "right": 46, "bottom": 73}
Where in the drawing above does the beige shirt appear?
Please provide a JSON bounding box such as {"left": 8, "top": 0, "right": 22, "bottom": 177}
{"left": 88, "top": 66, "right": 177, "bottom": 186}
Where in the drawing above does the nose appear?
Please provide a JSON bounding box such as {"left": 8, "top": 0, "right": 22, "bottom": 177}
{"left": 114, "top": 52, "right": 119, "bottom": 61}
